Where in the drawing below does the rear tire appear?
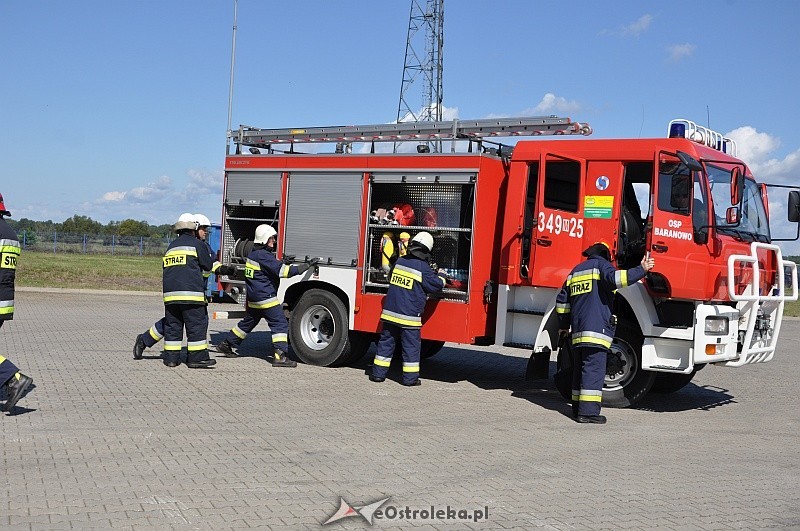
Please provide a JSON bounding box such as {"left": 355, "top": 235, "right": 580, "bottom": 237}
{"left": 553, "top": 320, "right": 655, "bottom": 408}
{"left": 420, "top": 340, "right": 446, "bottom": 359}
{"left": 289, "top": 289, "right": 360, "bottom": 367}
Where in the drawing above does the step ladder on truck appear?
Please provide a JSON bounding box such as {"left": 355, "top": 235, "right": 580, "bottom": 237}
{"left": 214, "top": 115, "right": 800, "bottom": 407}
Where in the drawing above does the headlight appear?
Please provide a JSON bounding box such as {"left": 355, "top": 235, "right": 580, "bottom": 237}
{"left": 705, "top": 316, "right": 729, "bottom": 335}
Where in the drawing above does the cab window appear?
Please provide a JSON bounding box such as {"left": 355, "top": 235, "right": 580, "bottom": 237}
{"left": 657, "top": 162, "right": 691, "bottom": 216}
{"left": 543, "top": 160, "right": 580, "bottom": 212}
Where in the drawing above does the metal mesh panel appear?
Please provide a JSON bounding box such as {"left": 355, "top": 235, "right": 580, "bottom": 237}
{"left": 366, "top": 182, "right": 473, "bottom": 301}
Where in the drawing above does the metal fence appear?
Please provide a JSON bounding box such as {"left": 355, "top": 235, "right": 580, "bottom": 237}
{"left": 17, "top": 231, "right": 173, "bottom": 256}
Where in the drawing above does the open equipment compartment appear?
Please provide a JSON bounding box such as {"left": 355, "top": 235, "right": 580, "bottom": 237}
{"left": 364, "top": 173, "right": 475, "bottom": 302}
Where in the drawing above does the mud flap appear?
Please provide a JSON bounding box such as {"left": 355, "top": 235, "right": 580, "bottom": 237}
{"left": 525, "top": 347, "right": 551, "bottom": 380}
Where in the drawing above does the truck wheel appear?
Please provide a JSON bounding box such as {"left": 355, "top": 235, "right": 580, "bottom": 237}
{"left": 336, "top": 331, "right": 376, "bottom": 366}
{"left": 603, "top": 321, "right": 655, "bottom": 407}
{"left": 553, "top": 321, "right": 655, "bottom": 408}
{"left": 420, "top": 340, "right": 446, "bottom": 359}
{"left": 289, "top": 289, "right": 358, "bottom": 367}
{"left": 650, "top": 370, "right": 696, "bottom": 394}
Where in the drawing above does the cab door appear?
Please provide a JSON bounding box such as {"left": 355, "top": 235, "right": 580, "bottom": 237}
{"left": 530, "top": 153, "right": 585, "bottom": 288}
{"left": 648, "top": 151, "right": 709, "bottom": 300}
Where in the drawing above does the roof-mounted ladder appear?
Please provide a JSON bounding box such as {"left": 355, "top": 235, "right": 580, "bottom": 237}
{"left": 229, "top": 116, "right": 592, "bottom": 150}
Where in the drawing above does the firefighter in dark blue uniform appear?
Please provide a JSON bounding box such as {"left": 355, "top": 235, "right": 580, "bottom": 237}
{"left": 370, "top": 231, "right": 446, "bottom": 386}
{"left": 215, "top": 224, "right": 316, "bottom": 367}
{"left": 556, "top": 242, "right": 654, "bottom": 423}
{"left": 133, "top": 214, "right": 228, "bottom": 359}
{"left": 161, "top": 213, "right": 216, "bottom": 368}
{"left": 0, "top": 193, "right": 34, "bottom": 412}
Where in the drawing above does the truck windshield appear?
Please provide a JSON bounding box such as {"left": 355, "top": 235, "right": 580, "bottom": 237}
{"left": 707, "top": 164, "right": 770, "bottom": 243}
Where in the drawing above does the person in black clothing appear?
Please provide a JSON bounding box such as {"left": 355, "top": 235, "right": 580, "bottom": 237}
{"left": 556, "top": 242, "right": 654, "bottom": 424}
{"left": 370, "top": 231, "right": 446, "bottom": 386}
{"left": 161, "top": 213, "right": 217, "bottom": 368}
{"left": 133, "top": 213, "right": 227, "bottom": 360}
{"left": 215, "top": 224, "right": 316, "bottom": 367}
{"left": 0, "top": 193, "right": 33, "bottom": 413}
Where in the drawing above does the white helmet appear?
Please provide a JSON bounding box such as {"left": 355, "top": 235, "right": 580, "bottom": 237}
{"left": 174, "top": 212, "right": 198, "bottom": 232}
{"left": 194, "top": 213, "right": 211, "bottom": 228}
{"left": 254, "top": 224, "right": 277, "bottom": 244}
{"left": 411, "top": 231, "right": 434, "bottom": 252}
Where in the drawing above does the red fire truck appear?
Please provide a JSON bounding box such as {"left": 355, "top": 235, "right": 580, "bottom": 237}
{"left": 217, "top": 117, "right": 799, "bottom": 407}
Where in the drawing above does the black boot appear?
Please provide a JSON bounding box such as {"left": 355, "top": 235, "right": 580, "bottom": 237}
{"left": 186, "top": 359, "right": 217, "bottom": 369}
{"left": 575, "top": 415, "right": 607, "bottom": 424}
{"left": 133, "top": 334, "right": 146, "bottom": 360}
{"left": 215, "top": 339, "right": 238, "bottom": 358}
{"left": 3, "top": 373, "right": 33, "bottom": 412}
{"left": 271, "top": 351, "right": 297, "bottom": 368}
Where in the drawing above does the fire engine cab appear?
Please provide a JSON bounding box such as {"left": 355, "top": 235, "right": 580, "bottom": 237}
{"left": 218, "top": 116, "right": 799, "bottom": 407}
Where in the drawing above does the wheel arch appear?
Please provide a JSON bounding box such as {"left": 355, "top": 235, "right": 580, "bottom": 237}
{"left": 284, "top": 280, "right": 352, "bottom": 326}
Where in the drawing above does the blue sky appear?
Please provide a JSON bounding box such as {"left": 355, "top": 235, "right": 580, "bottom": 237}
{"left": 2, "top": 1, "right": 799, "bottom": 250}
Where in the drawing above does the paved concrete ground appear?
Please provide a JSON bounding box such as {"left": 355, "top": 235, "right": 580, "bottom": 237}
{"left": 1, "top": 290, "right": 799, "bottom": 530}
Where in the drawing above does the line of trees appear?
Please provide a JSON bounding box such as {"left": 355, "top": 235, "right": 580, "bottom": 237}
{"left": 6, "top": 215, "right": 173, "bottom": 238}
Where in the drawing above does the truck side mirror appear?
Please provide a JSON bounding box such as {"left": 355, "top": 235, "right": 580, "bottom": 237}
{"left": 726, "top": 206, "right": 739, "bottom": 224}
{"left": 731, "top": 167, "right": 744, "bottom": 205}
{"left": 789, "top": 190, "right": 800, "bottom": 222}
{"left": 694, "top": 230, "right": 709, "bottom": 245}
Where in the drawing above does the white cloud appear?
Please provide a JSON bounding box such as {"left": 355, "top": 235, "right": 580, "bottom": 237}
{"left": 101, "top": 176, "right": 172, "bottom": 205}
{"left": 725, "top": 126, "right": 800, "bottom": 185}
{"left": 101, "top": 191, "right": 126, "bottom": 202}
{"left": 183, "top": 169, "right": 224, "bottom": 200}
{"left": 667, "top": 43, "right": 696, "bottom": 62}
{"left": 600, "top": 14, "right": 654, "bottom": 38}
{"left": 522, "top": 93, "right": 582, "bottom": 115}
{"left": 726, "top": 126, "right": 800, "bottom": 251}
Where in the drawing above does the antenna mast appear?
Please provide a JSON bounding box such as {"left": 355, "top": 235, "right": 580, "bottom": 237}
{"left": 395, "top": 0, "right": 444, "bottom": 153}
{"left": 226, "top": 0, "right": 239, "bottom": 155}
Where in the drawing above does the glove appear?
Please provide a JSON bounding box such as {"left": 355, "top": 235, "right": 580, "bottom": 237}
{"left": 297, "top": 263, "right": 311, "bottom": 274}
{"left": 308, "top": 257, "right": 321, "bottom": 266}
{"left": 217, "top": 265, "right": 235, "bottom": 276}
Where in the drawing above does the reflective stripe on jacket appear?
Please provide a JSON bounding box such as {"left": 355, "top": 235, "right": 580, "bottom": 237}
{"left": 0, "top": 219, "right": 19, "bottom": 321}
{"left": 162, "top": 233, "right": 213, "bottom": 305}
{"left": 244, "top": 246, "right": 302, "bottom": 309}
{"left": 556, "top": 255, "right": 646, "bottom": 348}
{"left": 380, "top": 256, "right": 445, "bottom": 328}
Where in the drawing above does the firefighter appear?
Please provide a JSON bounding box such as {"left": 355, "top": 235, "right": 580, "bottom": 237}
{"left": 0, "top": 193, "right": 34, "bottom": 413}
{"left": 370, "top": 231, "right": 447, "bottom": 386}
{"left": 556, "top": 242, "right": 655, "bottom": 424}
{"left": 214, "top": 224, "right": 317, "bottom": 367}
{"left": 133, "top": 214, "right": 230, "bottom": 360}
{"left": 161, "top": 213, "right": 216, "bottom": 368}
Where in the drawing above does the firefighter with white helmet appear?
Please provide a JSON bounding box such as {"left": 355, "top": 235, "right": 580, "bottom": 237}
{"left": 133, "top": 213, "right": 232, "bottom": 359}
{"left": 158, "top": 212, "right": 217, "bottom": 368}
{"left": 0, "top": 193, "right": 34, "bottom": 412}
{"left": 556, "top": 242, "right": 655, "bottom": 424}
{"left": 215, "top": 224, "right": 318, "bottom": 367}
{"left": 370, "top": 231, "right": 446, "bottom": 386}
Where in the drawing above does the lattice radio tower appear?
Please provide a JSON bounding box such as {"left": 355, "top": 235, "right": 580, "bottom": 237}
{"left": 395, "top": 0, "right": 444, "bottom": 152}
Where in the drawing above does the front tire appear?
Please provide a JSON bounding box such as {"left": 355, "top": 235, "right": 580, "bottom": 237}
{"left": 602, "top": 321, "right": 655, "bottom": 407}
{"left": 553, "top": 321, "right": 655, "bottom": 408}
{"left": 289, "top": 289, "right": 362, "bottom": 367}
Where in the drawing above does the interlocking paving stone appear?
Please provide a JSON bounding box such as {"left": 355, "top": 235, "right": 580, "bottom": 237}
{"left": 0, "top": 290, "right": 798, "bottom": 529}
